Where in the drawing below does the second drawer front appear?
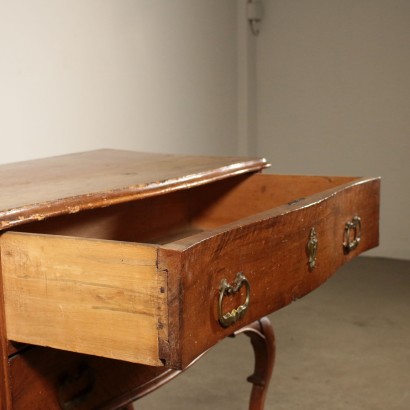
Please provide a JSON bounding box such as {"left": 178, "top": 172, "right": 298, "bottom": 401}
{"left": 8, "top": 346, "right": 173, "bottom": 410}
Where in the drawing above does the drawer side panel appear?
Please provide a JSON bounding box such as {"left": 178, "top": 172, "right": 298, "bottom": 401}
{"left": 1, "top": 233, "right": 166, "bottom": 366}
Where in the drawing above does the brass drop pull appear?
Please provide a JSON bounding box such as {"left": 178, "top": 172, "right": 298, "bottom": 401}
{"left": 218, "top": 272, "right": 250, "bottom": 328}
{"left": 343, "top": 216, "right": 361, "bottom": 252}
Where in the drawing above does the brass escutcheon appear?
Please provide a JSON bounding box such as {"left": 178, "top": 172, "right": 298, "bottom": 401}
{"left": 343, "top": 216, "right": 361, "bottom": 253}
{"left": 218, "top": 272, "right": 250, "bottom": 328}
{"left": 307, "top": 227, "right": 318, "bottom": 270}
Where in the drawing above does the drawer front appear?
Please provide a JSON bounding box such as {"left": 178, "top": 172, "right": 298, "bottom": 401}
{"left": 160, "top": 178, "right": 380, "bottom": 368}
{"left": 8, "top": 347, "right": 173, "bottom": 410}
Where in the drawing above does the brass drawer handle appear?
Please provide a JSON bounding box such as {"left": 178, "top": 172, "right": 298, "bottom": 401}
{"left": 343, "top": 216, "right": 361, "bottom": 252}
{"left": 218, "top": 272, "right": 250, "bottom": 328}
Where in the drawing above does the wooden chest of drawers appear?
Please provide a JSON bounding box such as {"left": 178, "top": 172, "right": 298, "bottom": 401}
{"left": 0, "top": 150, "right": 380, "bottom": 409}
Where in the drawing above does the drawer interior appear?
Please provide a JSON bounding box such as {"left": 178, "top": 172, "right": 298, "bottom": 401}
{"left": 13, "top": 173, "right": 357, "bottom": 245}
{"left": 2, "top": 172, "right": 370, "bottom": 366}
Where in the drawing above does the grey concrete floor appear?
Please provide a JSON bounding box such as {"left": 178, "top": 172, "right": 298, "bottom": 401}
{"left": 135, "top": 257, "right": 410, "bottom": 409}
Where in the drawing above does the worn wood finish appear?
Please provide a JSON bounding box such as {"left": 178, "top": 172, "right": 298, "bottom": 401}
{"left": 8, "top": 318, "right": 274, "bottom": 410}
{"left": 190, "top": 173, "right": 358, "bottom": 228}
{"left": 0, "top": 252, "right": 12, "bottom": 410}
{"left": 0, "top": 149, "right": 268, "bottom": 230}
{"left": 0, "top": 150, "right": 381, "bottom": 409}
{"left": 2, "top": 174, "right": 380, "bottom": 369}
{"left": 11, "top": 187, "right": 205, "bottom": 246}
{"left": 161, "top": 177, "right": 380, "bottom": 367}
{"left": 1, "top": 233, "right": 166, "bottom": 366}
{"left": 233, "top": 317, "right": 275, "bottom": 410}
{"left": 11, "top": 173, "right": 362, "bottom": 244}
{"left": 8, "top": 347, "right": 170, "bottom": 410}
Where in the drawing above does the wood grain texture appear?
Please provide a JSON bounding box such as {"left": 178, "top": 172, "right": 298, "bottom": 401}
{"left": 0, "top": 252, "right": 12, "bottom": 410}
{"left": 190, "top": 174, "right": 359, "bottom": 228}
{"left": 7, "top": 320, "right": 274, "bottom": 410}
{"left": 1, "top": 233, "right": 166, "bottom": 366}
{"left": 0, "top": 149, "right": 268, "bottom": 230}
{"left": 10, "top": 173, "right": 358, "bottom": 245}
{"left": 8, "top": 347, "right": 173, "bottom": 410}
{"left": 1, "top": 174, "right": 380, "bottom": 370}
{"left": 160, "top": 177, "right": 380, "bottom": 368}
{"left": 0, "top": 150, "right": 381, "bottom": 408}
{"left": 233, "top": 317, "right": 275, "bottom": 410}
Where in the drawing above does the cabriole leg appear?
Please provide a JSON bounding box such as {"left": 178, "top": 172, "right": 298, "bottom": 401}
{"left": 233, "top": 317, "right": 276, "bottom": 410}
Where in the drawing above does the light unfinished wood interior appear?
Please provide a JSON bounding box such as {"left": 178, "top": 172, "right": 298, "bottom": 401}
{"left": 1, "top": 232, "right": 167, "bottom": 366}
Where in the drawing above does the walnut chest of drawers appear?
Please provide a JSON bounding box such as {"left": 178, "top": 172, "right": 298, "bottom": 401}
{"left": 0, "top": 150, "right": 380, "bottom": 409}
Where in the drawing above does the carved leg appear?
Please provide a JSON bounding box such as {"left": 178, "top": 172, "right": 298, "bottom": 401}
{"left": 131, "top": 317, "right": 275, "bottom": 410}
{"left": 233, "top": 317, "right": 276, "bottom": 410}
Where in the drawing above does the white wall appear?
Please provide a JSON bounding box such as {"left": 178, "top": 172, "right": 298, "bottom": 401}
{"left": 256, "top": 0, "right": 410, "bottom": 260}
{"left": 1, "top": 1, "right": 408, "bottom": 259}
{"left": 0, "top": 0, "right": 238, "bottom": 163}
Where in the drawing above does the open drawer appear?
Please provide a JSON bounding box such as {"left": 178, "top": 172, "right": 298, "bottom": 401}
{"left": 0, "top": 172, "right": 380, "bottom": 369}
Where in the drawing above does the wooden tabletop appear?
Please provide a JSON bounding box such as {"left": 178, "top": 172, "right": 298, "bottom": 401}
{"left": 0, "top": 149, "right": 268, "bottom": 230}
